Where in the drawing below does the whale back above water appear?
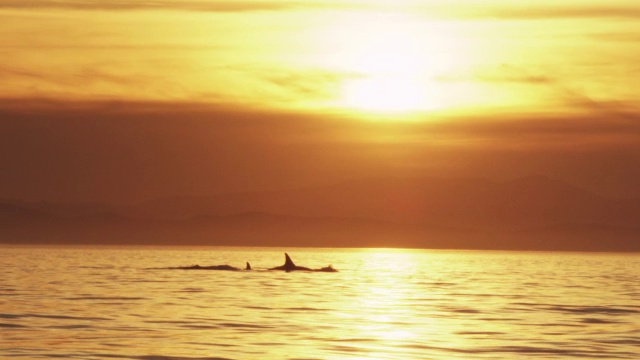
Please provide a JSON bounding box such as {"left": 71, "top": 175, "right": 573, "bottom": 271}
{"left": 269, "top": 253, "right": 311, "bottom": 272}
{"left": 270, "top": 253, "right": 337, "bottom": 272}
{"left": 284, "top": 253, "right": 294, "bottom": 269}
{"left": 175, "top": 264, "right": 242, "bottom": 271}
{"left": 169, "top": 253, "right": 336, "bottom": 272}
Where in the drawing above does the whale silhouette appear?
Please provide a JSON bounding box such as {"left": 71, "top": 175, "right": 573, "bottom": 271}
{"left": 269, "top": 253, "right": 337, "bottom": 272}
{"left": 170, "top": 254, "right": 337, "bottom": 272}
{"left": 175, "top": 262, "right": 252, "bottom": 271}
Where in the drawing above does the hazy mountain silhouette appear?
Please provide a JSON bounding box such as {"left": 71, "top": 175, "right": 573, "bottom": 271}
{"left": 125, "top": 176, "right": 639, "bottom": 228}
{"left": 1, "top": 176, "right": 639, "bottom": 251}
{"left": 0, "top": 202, "right": 52, "bottom": 222}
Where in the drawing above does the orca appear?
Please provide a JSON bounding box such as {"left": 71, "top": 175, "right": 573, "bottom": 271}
{"left": 169, "top": 255, "right": 337, "bottom": 272}
{"left": 269, "top": 253, "right": 338, "bottom": 272}
{"left": 175, "top": 262, "right": 252, "bottom": 271}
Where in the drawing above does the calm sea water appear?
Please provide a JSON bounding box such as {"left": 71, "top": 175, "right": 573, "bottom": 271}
{"left": 2, "top": 245, "right": 639, "bottom": 359}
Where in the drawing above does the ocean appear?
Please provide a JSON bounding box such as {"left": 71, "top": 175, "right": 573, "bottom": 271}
{"left": 2, "top": 245, "right": 639, "bottom": 359}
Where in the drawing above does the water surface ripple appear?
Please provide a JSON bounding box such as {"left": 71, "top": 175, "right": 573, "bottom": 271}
{"left": 2, "top": 246, "right": 639, "bottom": 359}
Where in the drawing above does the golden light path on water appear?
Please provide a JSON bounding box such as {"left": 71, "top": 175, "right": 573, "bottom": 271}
{"left": 2, "top": 246, "right": 640, "bottom": 359}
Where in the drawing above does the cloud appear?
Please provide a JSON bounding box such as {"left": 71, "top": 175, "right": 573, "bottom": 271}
{"left": 2, "top": 1, "right": 639, "bottom": 21}
{"left": 1, "top": 97, "right": 637, "bottom": 150}
{"left": 0, "top": 0, "right": 346, "bottom": 13}
{"left": 438, "top": 65, "right": 554, "bottom": 85}
{"left": 0, "top": 98, "right": 639, "bottom": 203}
{"left": 497, "top": 67, "right": 640, "bottom": 123}
{"left": 484, "top": 5, "right": 640, "bottom": 20}
{"left": 229, "top": 65, "right": 346, "bottom": 104}
{"left": 420, "top": 3, "right": 640, "bottom": 20}
{"left": 589, "top": 32, "right": 640, "bottom": 43}
{"left": 438, "top": 63, "right": 640, "bottom": 123}
{"left": 0, "top": 63, "right": 175, "bottom": 100}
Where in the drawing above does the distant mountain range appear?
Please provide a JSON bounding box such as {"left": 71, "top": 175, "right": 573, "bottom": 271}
{"left": 1, "top": 176, "right": 639, "bottom": 251}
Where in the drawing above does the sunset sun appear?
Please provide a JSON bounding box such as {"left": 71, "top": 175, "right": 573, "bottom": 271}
{"left": 313, "top": 12, "right": 470, "bottom": 114}
{"left": 341, "top": 75, "right": 443, "bottom": 113}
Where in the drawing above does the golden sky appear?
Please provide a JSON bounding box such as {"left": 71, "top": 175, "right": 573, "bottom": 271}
{"left": 2, "top": 0, "right": 639, "bottom": 113}
{"left": 0, "top": 0, "right": 639, "bottom": 202}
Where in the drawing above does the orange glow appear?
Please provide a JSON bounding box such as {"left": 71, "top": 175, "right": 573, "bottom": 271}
{"left": 341, "top": 76, "right": 434, "bottom": 113}
{"left": 0, "top": 0, "right": 639, "bottom": 214}
{"left": 0, "top": 2, "right": 638, "bottom": 116}
{"left": 309, "top": 12, "right": 479, "bottom": 114}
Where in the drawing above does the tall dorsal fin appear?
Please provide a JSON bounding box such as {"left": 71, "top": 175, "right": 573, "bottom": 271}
{"left": 284, "top": 253, "right": 295, "bottom": 269}
{"left": 245, "top": 262, "right": 252, "bottom": 270}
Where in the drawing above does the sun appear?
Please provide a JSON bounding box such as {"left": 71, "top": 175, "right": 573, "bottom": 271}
{"left": 310, "top": 12, "right": 472, "bottom": 115}
{"left": 341, "top": 75, "right": 438, "bottom": 113}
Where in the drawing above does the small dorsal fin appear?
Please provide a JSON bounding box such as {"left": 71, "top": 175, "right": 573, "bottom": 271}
{"left": 245, "top": 262, "right": 252, "bottom": 270}
{"left": 284, "top": 253, "right": 295, "bottom": 269}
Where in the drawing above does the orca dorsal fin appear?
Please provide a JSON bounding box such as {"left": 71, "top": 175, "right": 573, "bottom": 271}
{"left": 245, "top": 262, "right": 252, "bottom": 270}
{"left": 284, "top": 253, "right": 295, "bottom": 270}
